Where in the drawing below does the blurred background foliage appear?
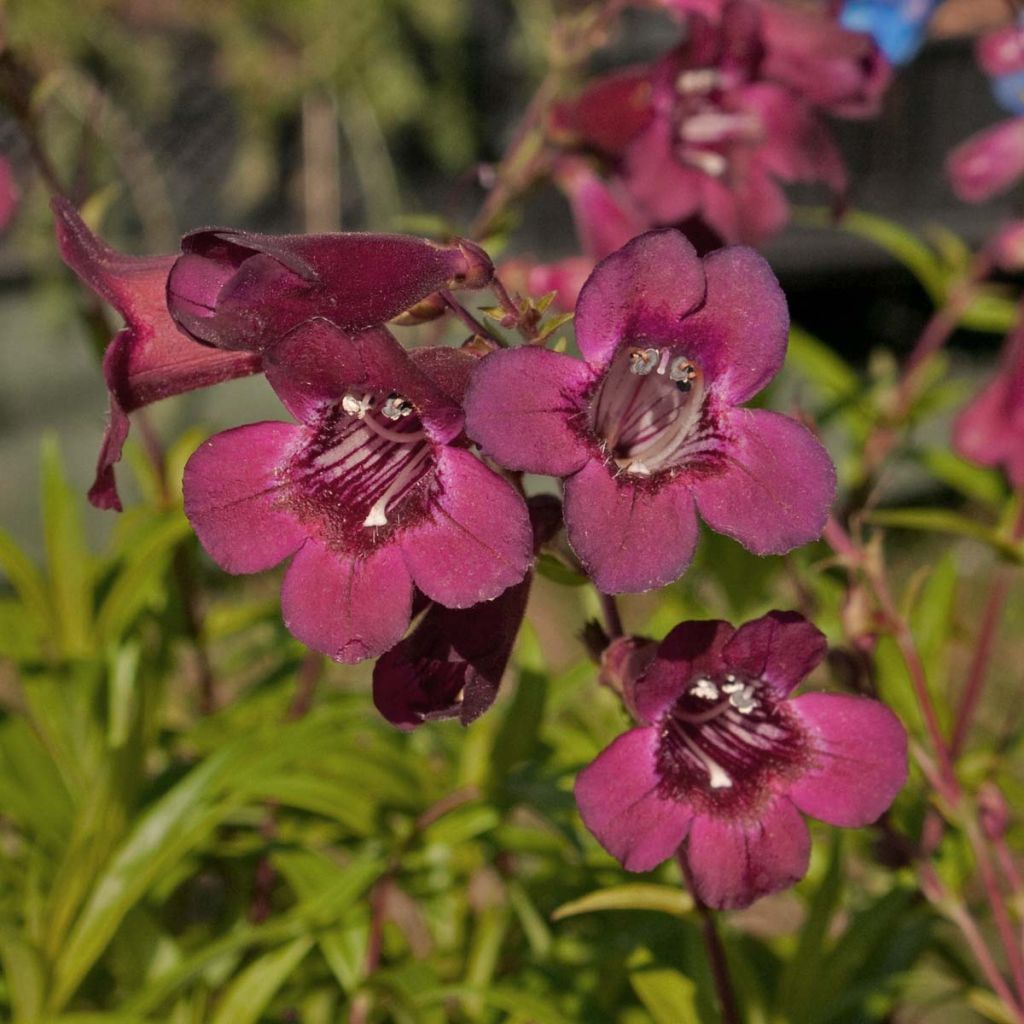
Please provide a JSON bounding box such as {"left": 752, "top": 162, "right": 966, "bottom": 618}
{"left": 0, "top": 0, "right": 1023, "bottom": 1021}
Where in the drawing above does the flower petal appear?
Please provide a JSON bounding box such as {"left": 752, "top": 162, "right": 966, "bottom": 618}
{"left": 551, "top": 66, "right": 655, "bottom": 156}
{"left": 676, "top": 246, "right": 789, "bottom": 404}
{"left": 264, "top": 319, "right": 463, "bottom": 441}
{"left": 464, "top": 347, "right": 594, "bottom": 477}
{"left": 563, "top": 460, "right": 699, "bottom": 594}
{"left": 183, "top": 422, "right": 307, "bottom": 573}
{"left": 691, "top": 408, "right": 835, "bottom": 555}
{"left": 947, "top": 118, "right": 1024, "bottom": 204}
{"left": 574, "top": 230, "right": 707, "bottom": 367}
{"left": 575, "top": 727, "right": 693, "bottom": 872}
{"left": 400, "top": 448, "right": 532, "bottom": 608}
{"left": 787, "top": 693, "right": 908, "bottom": 827}
{"left": 634, "top": 619, "right": 735, "bottom": 725}
{"left": 722, "top": 611, "right": 828, "bottom": 698}
{"left": 685, "top": 795, "right": 810, "bottom": 909}
{"left": 281, "top": 538, "right": 413, "bottom": 663}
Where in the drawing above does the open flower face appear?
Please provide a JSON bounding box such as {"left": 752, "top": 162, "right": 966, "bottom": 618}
{"left": 575, "top": 613, "right": 908, "bottom": 909}
{"left": 184, "top": 319, "right": 532, "bottom": 662}
{"left": 464, "top": 230, "right": 835, "bottom": 594}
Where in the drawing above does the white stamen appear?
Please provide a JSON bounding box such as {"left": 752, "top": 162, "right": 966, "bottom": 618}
{"left": 729, "top": 684, "right": 758, "bottom": 714}
{"left": 682, "top": 150, "right": 727, "bottom": 177}
{"left": 721, "top": 681, "right": 743, "bottom": 695}
{"left": 624, "top": 459, "right": 651, "bottom": 476}
{"left": 691, "top": 678, "right": 720, "bottom": 701}
{"left": 708, "top": 762, "right": 733, "bottom": 789}
{"left": 382, "top": 394, "right": 414, "bottom": 420}
{"left": 341, "top": 393, "right": 371, "bottom": 417}
{"left": 675, "top": 69, "right": 721, "bottom": 95}
{"left": 361, "top": 443, "right": 432, "bottom": 528}
{"left": 628, "top": 348, "right": 659, "bottom": 376}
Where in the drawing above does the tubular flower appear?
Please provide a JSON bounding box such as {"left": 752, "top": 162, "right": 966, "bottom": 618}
{"left": 464, "top": 230, "right": 835, "bottom": 594}
{"left": 551, "top": 0, "right": 864, "bottom": 244}
{"left": 575, "top": 613, "right": 908, "bottom": 909}
{"left": 51, "top": 197, "right": 261, "bottom": 511}
{"left": 947, "top": 118, "right": 1024, "bottom": 203}
{"left": 183, "top": 319, "right": 532, "bottom": 663}
{"left": 372, "top": 495, "right": 562, "bottom": 729}
{"left": 167, "top": 226, "right": 492, "bottom": 352}
{"left": 953, "top": 318, "right": 1024, "bottom": 487}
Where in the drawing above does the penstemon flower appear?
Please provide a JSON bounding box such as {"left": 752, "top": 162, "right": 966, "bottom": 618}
{"left": 464, "top": 229, "right": 835, "bottom": 594}
{"left": 183, "top": 319, "right": 532, "bottom": 662}
{"left": 953, "top": 317, "right": 1024, "bottom": 487}
{"left": 575, "top": 612, "right": 908, "bottom": 909}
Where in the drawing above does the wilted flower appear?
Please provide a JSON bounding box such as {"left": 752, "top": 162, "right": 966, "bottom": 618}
{"left": 575, "top": 612, "right": 907, "bottom": 909}
{"left": 947, "top": 118, "right": 1024, "bottom": 203}
{"left": 953, "top": 318, "right": 1024, "bottom": 487}
{"left": 464, "top": 230, "right": 835, "bottom": 594}
{"left": 183, "top": 319, "right": 532, "bottom": 662}
{"left": 373, "top": 495, "right": 562, "bottom": 729}
{"left": 839, "top": 0, "right": 942, "bottom": 66}
{"left": 52, "top": 197, "right": 262, "bottom": 511}
{"left": 167, "top": 226, "right": 492, "bottom": 352}
{"left": 551, "top": 1, "right": 856, "bottom": 245}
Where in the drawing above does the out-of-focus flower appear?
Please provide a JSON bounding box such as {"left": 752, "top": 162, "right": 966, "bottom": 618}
{"left": 0, "top": 158, "right": 19, "bottom": 231}
{"left": 167, "top": 227, "right": 492, "bottom": 352}
{"left": 551, "top": 1, "right": 856, "bottom": 245}
{"left": 840, "top": 0, "right": 943, "bottom": 66}
{"left": 953, "top": 317, "right": 1024, "bottom": 487}
{"left": 976, "top": 22, "right": 1024, "bottom": 114}
{"left": 372, "top": 495, "right": 562, "bottom": 729}
{"left": 989, "top": 220, "right": 1024, "bottom": 270}
{"left": 183, "top": 319, "right": 532, "bottom": 663}
{"left": 464, "top": 230, "right": 835, "bottom": 594}
{"left": 575, "top": 612, "right": 907, "bottom": 909}
{"left": 947, "top": 117, "right": 1024, "bottom": 202}
{"left": 52, "top": 197, "right": 262, "bottom": 511}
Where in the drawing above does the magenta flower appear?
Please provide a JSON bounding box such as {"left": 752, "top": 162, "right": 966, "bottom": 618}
{"left": 183, "top": 318, "right": 532, "bottom": 662}
{"left": 947, "top": 118, "right": 1024, "bottom": 203}
{"left": 464, "top": 230, "right": 835, "bottom": 594}
{"left": 953, "top": 320, "right": 1024, "bottom": 487}
{"left": 575, "top": 612, "right": 908, "bottom": 909}
{"left": 52, "top": 197, "right": 262, "bottom": 511}
{"left": 167, "top": 226, "right": 492, "bottom": 352}
{"left": 373, "top": 495, "right": 562, "bottom": 728}
{"left": 550, "top": 1, "right": 852, "bottom": 244}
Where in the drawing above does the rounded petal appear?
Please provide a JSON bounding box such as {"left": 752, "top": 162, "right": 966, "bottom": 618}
{"left": 463, "top": 347, "right": 593, "bottom": 477}
{"left": 691, "top": 408, "right": 835, "bottom": 556}
{"left": 281, "top": 539, "right": 413, "bottom": 663}
{"left": 563, "top": 460, "right": 699, "bottom": 594}
{"left": 685, "top": 796, "right": 811, "bottom": 910}
{"left": 401, "top": 448, "right": 532, "bottom": 608}
{"left": 574, "top": 230, "right": 707, "bottom": 367}
{"left": 947, "top": 118, "right": 1024, "bottom": 204}
{"left": 575, "top": 727, "right": 693, "bottom": 872}
{"left": 634, "top": 619, "right": 735, "bottom": 725}
{"left": 722, "top": 611, "right": 828, "bottom": 698}
{"left": 787, "top": 693, "right": 908, "bottom": 827}
{"left": 183, "top": 422, "right": 306, "bottom": 574}
{"left": 677, "top": 247, "right": 789, "bottom": 404}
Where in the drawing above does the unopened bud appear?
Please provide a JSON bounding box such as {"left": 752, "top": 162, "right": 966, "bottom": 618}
{"left": 600, "top": 635, "right": 658, "bottom": 722}
{"left": 392, "top": 292, "right": 448, "bottom": 325}
{"left": 978, "top": 781, "right": 1011, "bottom": 841}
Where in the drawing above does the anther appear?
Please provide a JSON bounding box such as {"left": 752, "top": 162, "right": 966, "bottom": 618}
{"left": 341, "top": 393, "right": 372, "bottom": 418}
{"left": 381, "top": 393, "right": 414, "bottom": 420}
{"left": 691, "top": 678, "right": 720, "bottom": 701}
{"left": 628, "top": 348, "right": 659, "bottom": 376}
{"left": 669, "top": 357, "right": 697, "bottom": 393}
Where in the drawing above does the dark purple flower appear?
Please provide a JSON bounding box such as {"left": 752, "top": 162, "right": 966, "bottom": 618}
{"left": 167, "top": 227, "right": 493, "bottom": 352}
{"left": 183, "top": 319, "right": 532, "bottom": 663}
{"left": 372, "top": 495, "right": 562, "bottom": 729}
{"left": 464, "top": 230, "right": 835, "bottom": 594}
{"left": 52, "top": 197, "right": 262, "bottom": 511}
{"left": 550, "top": 1, "right": 856, "bottom": 245}
{"left": 575, "top": 612, "right": 908, "bottom": 909}
{"left": 953, "top": 319, "right": 1024, "bottom": 487}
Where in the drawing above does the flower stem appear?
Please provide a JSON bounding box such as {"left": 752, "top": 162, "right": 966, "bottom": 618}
{"left": 598, "top": 590, "right": 624, "bottom": 640}
{"left": 678, "top": 853, "right": 741, "bottom": 1024}
{"left": 439, "top": 288, "right": 507, "bottom": 346}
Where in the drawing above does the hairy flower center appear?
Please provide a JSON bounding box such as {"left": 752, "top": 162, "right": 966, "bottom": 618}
{"left": 285, "top": 391, "right": 434, "bottom": 547}
{"left": 589, "top": 346, "right": 711, "bottom": 477}
{"left": 655, "top": 673, "right": 809, "bottom": 814}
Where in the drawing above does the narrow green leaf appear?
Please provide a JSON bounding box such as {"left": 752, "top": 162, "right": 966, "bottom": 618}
{"left": 552, "top": 884, "right": 693, "bottom": 921}
{"left": 920, "top": 449, "right": 1007, "bottom": 505}
{"left": 209, "top": 936, "right": 313, "bottom": 1024}
{"left": 40, "top": 436, "right": 93, "bottom": 657}
{"left": 866, "top": 509, "right": 1022, "bottom": 562}
{"left": 628, "top": 947, "right": 702, "bottom": 1024}
{"left": 967, "top": 988, "right": 1022, "bottom": 1024}
{"left": 0, "top": 930, "right": 46, "bottom": 1024}
{"left": 416, "top": 985, "right": 572, "bottom": 1024}
{"left": 0, "top": 524, "right": 52, "bottom": 634}
{"left": 535, "top": 553, "right": 588, "bottom": 587}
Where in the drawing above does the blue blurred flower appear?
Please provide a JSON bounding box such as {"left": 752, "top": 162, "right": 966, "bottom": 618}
{"left": 993, "top": 71, "right": 1024, "bottom": 115}
{"left": 840, "top": 0, "right": 943, "bottom": 66}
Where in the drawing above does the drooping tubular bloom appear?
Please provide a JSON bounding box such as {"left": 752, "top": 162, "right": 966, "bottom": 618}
{"left": 953, "top": 317, "right": 1024, "bottom": 487}
{"left": 464, "top": 230, "right": 836, "bottom": 594}
{"left": 183, "top": 319, "right": 532, "bottom": 662}
{"left": 575, "top": 613, "right": 907, "bottom": 909}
